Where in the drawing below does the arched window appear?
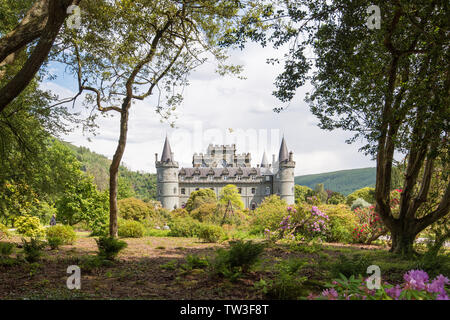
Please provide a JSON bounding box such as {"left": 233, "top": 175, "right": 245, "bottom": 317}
{"left": 251, "top": 203, "right": 256, "bottom": 210}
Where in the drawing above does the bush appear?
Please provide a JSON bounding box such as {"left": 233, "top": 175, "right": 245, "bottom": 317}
{"left": 190, "top": 203, "right": 218, "bottom": 222}
{"left": 15, "top": 215, "right": 45, "bottom": 238}
{"left": 352, "top": 205, "right": 387, "bottom": 244}
{"left": 319, "top": 204, "right": 358, "bottom": 243}
{"left": 198, "top": 224, "right": 225, "bottom": 243}
{"left": 185, "top": 189, "right": 217, "bottom": 212}
{"left": 330, "top": 254, "right": 371, "bottom": 278}
{"left": 118, "top": 197, "right": 152, "bottom": 221}
{"left": 211, "top": 240, "right": 265, "bottom": 281}
{"left": 46, "top": 225, "right": 77, "bottom": 249}
{"left": 171, "top": 208, "right": 189, "bottom": 219}
{"left": 351, "top": 198, "right": 371, "bottom": 211}
{"left": 262, "top": 258, "right": 308, "bottom": 299}
{"left": 145, "top": 229, "right": 171, "bottom": 237}
{"left": 118, "top": 220, "right": 145, "bottom": 238}
{"left": 250, "top": 195, "right": 288, "bottom": 234}
{"left": 0, "top": 242, "right": 14, "bottom": 256}
{"left": 181, "top": 254, "right": 209, "bottom": 271}
{"left": 0, "top": 223, "right": 10, "bottom": 240}
{"left": 346, "top": 187, "right": 375, "bottom": 206}
{"left": 168, "top": 217, "right": 203, "bottom": 238}
{"left": 290, "top": 205, "right": 330, "bottom": 241}
{"left": 22, "top": 238, "right": 46, "bottom": 262}
{"left": 95, "top": 236, "right": 128, "bottom": 260}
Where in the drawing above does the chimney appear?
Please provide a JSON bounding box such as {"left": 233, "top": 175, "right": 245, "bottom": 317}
{"left": 155, "top": 153, "right": 158, "bottom": 162}
{"left": 289, "top": 151, "right": 293, "bottom": 161}
{"left": 272, "top": 154, "right": 275, "bottom": 163}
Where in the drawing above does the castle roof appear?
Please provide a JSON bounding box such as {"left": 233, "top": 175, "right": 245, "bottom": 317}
{"left": 179, "top": 167, "right": 265, "bottom": 178}
{"left": 278, "top": 137, "right": 289, "bottom": 162}
{"left": 161, "top": 136, "right": 173, "bottom": 162}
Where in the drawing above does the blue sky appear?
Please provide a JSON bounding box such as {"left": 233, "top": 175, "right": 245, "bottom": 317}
{"left": 42, "top": 43, "right": 377, "bottom": 175}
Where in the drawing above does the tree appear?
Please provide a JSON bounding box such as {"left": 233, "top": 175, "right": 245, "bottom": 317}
{"left": 294, "top": 185, "right": 313, "bottom": 204}
{"left": 230, "top": 0, "right": 449, "bottom": 255}
{"left": 54, "top": 0, "right": 253, "bottom": 237}
{"left": 185, "top": 188, "right": 217, "bottom": 212}
{"left": 346, "top": 187, "right": 376, "bottom": 207}
{"left": 218, "top": 184, "right": 244, "bottom": 210}
{"left": 0, "top": 0, "right": 82, "bottom": 111}
{"left": 313, "top": 183, "right": 328, "bottom": 203}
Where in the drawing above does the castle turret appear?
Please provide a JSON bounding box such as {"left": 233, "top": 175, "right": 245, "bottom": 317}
{"left": 275, "top": 137, "right": 295, "bottom": 204}
{"left": 155, "top": 136, "right": 179, "bottom": 210}
{"left": 261, "top": 151, "right": 269, "bottom": 168}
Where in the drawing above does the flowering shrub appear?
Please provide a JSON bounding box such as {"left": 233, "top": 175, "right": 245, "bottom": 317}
{"left": 352, "top": 205, "right": 386, "bottom": 244}
{"left": 15, "top": 215, "right": 45, "bottom": 238}
{"left": 309, "top": 269, "right": 449, "bottom": 300}
{"left": 298, "top": 206, "right": 330, "bottom": 240}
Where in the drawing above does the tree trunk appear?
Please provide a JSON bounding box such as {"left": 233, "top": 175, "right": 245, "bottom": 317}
{"left": 389, "top": 225, "right": 417, "bottom": 256}
{"left": 108, "top": 101, "right": 130, "bottom": 238}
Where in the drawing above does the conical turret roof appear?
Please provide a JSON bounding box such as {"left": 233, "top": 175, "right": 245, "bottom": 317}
{"left": 261, "top": 151, "right": 269, "bottom": 167}
{"left": 278, "top": 137, "right": 289, "bottom": 162}
{"left": 161, "top": 136, "right": 173, "bottom": 162}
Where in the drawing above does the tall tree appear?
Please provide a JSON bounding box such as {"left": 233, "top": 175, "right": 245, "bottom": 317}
{"left": 0, "top": 0, "right": 81, "bottom": 111}
{"left": 54, "top": 0, "right": 257, "bottom": 237}
{"left": 227, "top": 0, "right": 449, "bottom": 255}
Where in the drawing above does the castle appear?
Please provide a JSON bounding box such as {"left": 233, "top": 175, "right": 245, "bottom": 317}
{"left": 155, "top": 137, "right": 295, "bottom": 210}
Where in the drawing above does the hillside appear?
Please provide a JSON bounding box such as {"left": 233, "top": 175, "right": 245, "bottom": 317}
{"left": 295, "top": 167, "right": 376, "bottom": 195}
{"left": 62, "top": 141, "right": 157, "bottom": 201}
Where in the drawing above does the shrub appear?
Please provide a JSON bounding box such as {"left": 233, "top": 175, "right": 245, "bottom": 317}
{"left": 291, "top": 205, "right": 330, "bottom": 240}
{"left": 351, "top": 198, "right": 371, "bottom": 211}
{"left": 171, "top": 208, "right": 189, "bottom": 219}
{"left": 319, "top": 204, "right": 358, "bottom": 243}
{"left": 330, "top": 254, "right": 371, "bottom": 278}
{"left": 262, "top": 258, "right": 308, "bottom": 299}
{"left": 22, "top": 238, "right": 46, "bottom": 262}
{"left": 145, "top": 229, "right": 171, "bottom": 237}
{"left": 95, "top": 236, "right": 128, "bottom": 260}
{"left": 211, "top": 240, "right": 265, "bottom": 281}
{"left": 168, "top": 217, "right": 203, "bottom": 238}
{"left": 294, "top": 185, "right": 314, "bottom": 204}
{"left": 346, "top": 187, "right": 375, "bottom": 206}
{"left": 46, "top": 225, "right": 77, "bottom": 249}
{"left": 0, "top": 223, "right": 10, "bottom": 240}
{"left": 185, "top": 189, "right": 217, "bottom": 212}
{"left": 190, "top": 203, "right": 218, "bottom": 222}
{"left": 328, "top": 192, "right": 346, "bottom": 205}
{"left": 198, "top": 224, "right": 225, "bottom": 243}
{"left": 0, "top": 242, "right": 14, "bottom": 256}
{"left": 250, "top": 195, "right": 288, "bottom": 234}
{"left": 118, "top": 220, "right": 145, "bottom": 238}
{"left": 352, "top": 205, "right": 387, "bottom": 244}
{"left": 15, "top": 215, "right": 45, "bottom": 238}
{"left": 118, "top": 197, "right": 152, "bottom": 221}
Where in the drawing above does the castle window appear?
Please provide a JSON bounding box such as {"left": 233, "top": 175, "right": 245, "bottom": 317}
{"left": 174, "top": 187, "right": 177, "bottom": 194}
{"left": 251, "top": 175, "right": 256, "bottom": 180}
{"left": 223, "top": 176, "right": 227, "bottom": 181}
{"left": 181, "top": 188, "right": 185, "bottom": 195}
{"left": 265, "top": 187, "right": 270, "bottom": 195}
{"left": 251, "top": 188, "right": 256, "bottom": 194}
{"left": 265, "top": 176, "right": 270, "bottom": 181}
{"left": 237, "top": 175, "right": 242, "bottom": 181}
{"left": 180, "top": 176, "right": 184, "bottom": 181}
{"left": 238, "top": 188, "right": 242, "bottom": 194}
{"left": 209, "top": 175, "right": 213, "bottom": 181}
{"left": 194, "top": 176, "right": 199, "bottom": 181}
{"left": 251, "top": 203, "right": 256, "bottom": 210}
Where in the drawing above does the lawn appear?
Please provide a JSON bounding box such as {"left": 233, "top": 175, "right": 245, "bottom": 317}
{"left": 2, "top": 232, "right": 447, "bottom": 300}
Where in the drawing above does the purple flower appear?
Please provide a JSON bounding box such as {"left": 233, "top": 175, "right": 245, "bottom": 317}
{"left": 322, "top": 288, "right": 338, "bottom": 299}
{"left": 404, "top": 270, "right": 429, "bottom": 291}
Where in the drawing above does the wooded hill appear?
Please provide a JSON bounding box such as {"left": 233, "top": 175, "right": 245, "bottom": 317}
{"left": 294, "top": 168, "right": 376, "bottom": 196}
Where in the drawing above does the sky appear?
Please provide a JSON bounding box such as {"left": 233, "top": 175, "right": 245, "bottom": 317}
{"left": 43, "top": 42, "right": 376, "bottom": 176}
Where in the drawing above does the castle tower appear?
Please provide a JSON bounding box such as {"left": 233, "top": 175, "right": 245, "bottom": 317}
{"left": 275, "top": 137, "right": 295, "bottom": 204}
{"left": 155, "top": 136, "right": 179, "bottom": 210}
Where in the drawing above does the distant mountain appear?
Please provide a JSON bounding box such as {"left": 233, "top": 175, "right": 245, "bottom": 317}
{"left": 295, "top": 167, "right": 376, "bottom": 196}
{"left": 62, "top": 141, "right": 157, "bottom": 200}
